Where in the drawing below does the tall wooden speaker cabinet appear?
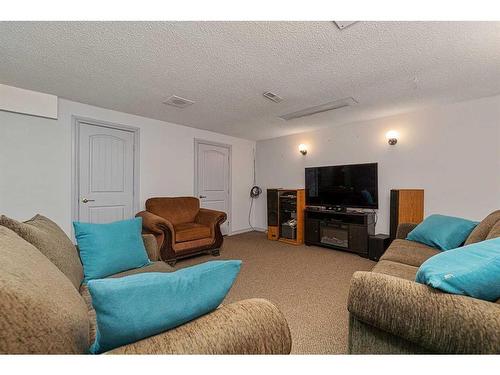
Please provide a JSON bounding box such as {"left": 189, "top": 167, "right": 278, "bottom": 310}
{"left": 390, "top": 189, "right": 424, "bottom": 238}
{"left": 267, "top": 189, "right": 305, "bottom": 245}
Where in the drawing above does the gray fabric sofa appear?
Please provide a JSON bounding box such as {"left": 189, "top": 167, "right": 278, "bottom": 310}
{"left": 347, "top": 210, "right": 500, "bottom": 354}
{"left": 0, "top": 215, "right": 292, "bottom": 354}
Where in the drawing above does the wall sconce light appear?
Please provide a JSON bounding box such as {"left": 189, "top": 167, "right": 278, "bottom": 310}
{"left": 298, "top": 144, "right": 308, "bottom": 155}
{"left": 385, "top": 130, "right": 399, "bottom": 145}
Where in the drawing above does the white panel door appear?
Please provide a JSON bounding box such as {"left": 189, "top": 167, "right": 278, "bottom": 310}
{"left": 78, "top": 123, "right": 135, "bottom": 223}
{"left": 196, "top": 142, "right": 230, "bottom": 235}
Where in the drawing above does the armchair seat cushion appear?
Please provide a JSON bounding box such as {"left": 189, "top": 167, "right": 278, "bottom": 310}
{"left": 175, "top": 223, "right": 211, "bottom": 243}
{"left": 173, "top": 238, "right": 215, "bottom": 253}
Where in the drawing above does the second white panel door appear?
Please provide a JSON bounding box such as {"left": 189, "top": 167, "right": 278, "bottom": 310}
{"left": 196, "top": 142, "right": 230, "bottom": 235}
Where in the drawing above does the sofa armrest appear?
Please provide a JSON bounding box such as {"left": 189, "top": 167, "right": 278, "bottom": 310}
{"left": 347, "top": 271, "right": 500, "bottom": 354}
{"left": 195, "top": 208, "right": 227, "bottom": 236}
{"left": 106, "top": 298, "right": 292, "bottom": 354}
{"left": 141, "top": 233, "right": 160, "bottom": 261}
{"left": 395, "top": 223, "right": 418, "bottom": 239}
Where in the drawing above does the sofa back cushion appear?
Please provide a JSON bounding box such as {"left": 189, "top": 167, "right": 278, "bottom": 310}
{"left": 0, "top": 226, "right": 89, "bottom": 354}
{"left": 486, "top": 220, "right": 500, "bottom": 240}
{"left": 0, "top": 215, "right": 83, "bottom": 289}
{"left": 464, "top": 210, "right": 500, "bottom": 245}
{"left": 146, "top": 197, "right": 200, "bottom": 225}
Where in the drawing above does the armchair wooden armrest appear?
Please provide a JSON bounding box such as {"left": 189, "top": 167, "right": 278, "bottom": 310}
{"left": 195, "top": 208, "right": 227, "bottom": 236}
{"left": 136, "top": 211, "right": 175, "bottom": 256}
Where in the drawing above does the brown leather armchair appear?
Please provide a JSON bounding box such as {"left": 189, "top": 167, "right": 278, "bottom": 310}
{"left": 136, "top": 197, "right": 227, "bottom": 266}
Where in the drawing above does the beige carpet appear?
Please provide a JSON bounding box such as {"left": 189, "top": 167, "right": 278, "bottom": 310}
{"left": 179, "top": 231, "right": 375, "bottom": 354}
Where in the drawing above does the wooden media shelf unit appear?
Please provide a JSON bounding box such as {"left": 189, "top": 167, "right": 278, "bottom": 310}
{"left": 267, "top": 188, "right": 305, "bottom": 245}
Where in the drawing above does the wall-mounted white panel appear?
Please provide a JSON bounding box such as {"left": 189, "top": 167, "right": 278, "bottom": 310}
{"left": 0, "top": 84, "right": 58, "bottom": 119}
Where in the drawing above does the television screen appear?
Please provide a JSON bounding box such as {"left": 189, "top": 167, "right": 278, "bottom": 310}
{"left": 305, "top": 163, "right": 378, "bottom": 209}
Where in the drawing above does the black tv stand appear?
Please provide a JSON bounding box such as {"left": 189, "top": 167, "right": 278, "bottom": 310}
{"left": 304, "top": 207, "right": 375, "bottom": 257}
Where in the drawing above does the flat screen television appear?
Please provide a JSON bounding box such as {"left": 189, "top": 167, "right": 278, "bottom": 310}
{"left": 305, "top": 163, "right": 378, "bottom": 209}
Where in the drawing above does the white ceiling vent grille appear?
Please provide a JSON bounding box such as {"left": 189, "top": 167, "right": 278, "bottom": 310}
{"left": 279, "top": 97, "right": 358, "bottom": 121}
{"left": 163, "top": 95, "right": 195, "bottom": 108}
{"left": 263, "top": 91, "right": 283, "bottom": 103}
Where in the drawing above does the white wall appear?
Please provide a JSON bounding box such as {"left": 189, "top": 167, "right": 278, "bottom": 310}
{"left": 0, "top": 98, "right": 256, "bottom": 236}
{"left": 255, "top": 95, "right": 500, "bottom": 233}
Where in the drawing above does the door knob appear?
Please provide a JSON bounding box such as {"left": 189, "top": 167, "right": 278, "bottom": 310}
{"left": 82, "top": 198, "right": 95, "bottom": 203}
{"left": 199, "top": 195, "right": 207, "bottom": 199}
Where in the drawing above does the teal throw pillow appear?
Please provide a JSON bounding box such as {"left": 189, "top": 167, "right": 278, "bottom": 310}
{"left": 416, "top": 237, "right": 500, "bottom": 301}
{"left": 73, "top": 218, "right": 150, "bottom": 282}
{"left": 87, "top": 260, "right": 242, "bottom": 353}
{"left": 406, "top": 214, "right": 478, "bottom": 250}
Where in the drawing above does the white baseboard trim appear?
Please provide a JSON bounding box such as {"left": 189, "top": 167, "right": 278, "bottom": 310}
{"left": 253, "top": 226, "right": 267, "bottom": 232}
{"left": 229, "top": 227, "right": 267, "bottom": 236}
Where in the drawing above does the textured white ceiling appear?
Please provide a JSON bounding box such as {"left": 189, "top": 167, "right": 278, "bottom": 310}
{"left": 1, "top": 21, "right": 499, "bottom": 140}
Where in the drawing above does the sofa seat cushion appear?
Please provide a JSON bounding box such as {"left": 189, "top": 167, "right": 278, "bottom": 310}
{"left": 381, "top": 239, "right": 440, "bottom": 268}
{"left": 0, "top": 214, "right": 84, "bottom": 289}
{"left": 108, "top": 261, "right": 174, "bottom": 278}
{"left": 175, "top": 223, "right": 211, "bottom": 243}
{"left": 372, "top": 260, "right": 419, "bottom": 281}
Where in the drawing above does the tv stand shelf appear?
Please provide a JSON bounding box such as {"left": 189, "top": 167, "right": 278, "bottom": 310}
{"left": 304, "top": 207, "right": 375, "bottom": 257}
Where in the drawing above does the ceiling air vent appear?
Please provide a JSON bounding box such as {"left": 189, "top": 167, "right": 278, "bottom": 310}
{"left": 334, "top": 21, "right": 358, "bottom": 30}
{"left": 279, "top": 97, "right": 358, "bottom": 121}
{"left": 263, "top": 91, "right": 283, "bottom": 103}
{"left": 163, "top": 95, "right": 195, "bottom": 108}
